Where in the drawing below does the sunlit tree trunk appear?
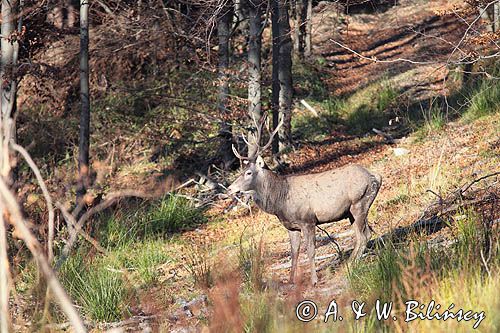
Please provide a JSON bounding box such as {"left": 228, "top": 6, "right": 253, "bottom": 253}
{"left": 77, "top": 0, "right": 90, "bottom": 200}
{"left": 292, "top": 0, "right": 299, "bottom": 54}
{"left": 271, "top": 0, "right": 280, "bottom": 155}
{"left": 0, "top": 0, "right": 18, "bottom": 181}
{"left": 247, "top": 0, "right": 262, "bottom": 157}
{"left": 494, "top": 2, "right": 500, "bottom": 32}
{"left": 0, "top": 0, "right": 19, "bottom": 329}
{"left": 480, "top": 5, "right": 493, "bottom": 32}
{"left": 278, "top": 0, "right": 293, "bottom": 153}
{"left": 303, "top": 0, "right": 312, "bottom": 57}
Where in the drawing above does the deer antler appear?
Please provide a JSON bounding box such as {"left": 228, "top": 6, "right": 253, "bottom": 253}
{"left": 232, "top": 143, "right": 249, "bottom": 161}
{"left": 232, "top": 113, "right": 284, "bottom": 162}
{"left": 257, "top": 116, "right": 283, "bottom": 155}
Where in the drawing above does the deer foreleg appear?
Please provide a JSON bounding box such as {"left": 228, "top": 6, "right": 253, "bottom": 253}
{"left": 303, "top": 224, "right": 318, "bottom": 286}
{"left": 288, "top": 229, "right": 301, "bottom": 284}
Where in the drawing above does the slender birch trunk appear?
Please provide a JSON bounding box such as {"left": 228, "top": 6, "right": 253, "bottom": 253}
{"left": 247, "top": 0, "right": 263, "bottom": 157}
{"left": 278, "top": 0, "right": 293, "bottom": 152}
{"left": 271, "top": 0, "right": 281, "bottom": 155}
{"left": 77, "top": 0, "right": 90, "bottom": 200}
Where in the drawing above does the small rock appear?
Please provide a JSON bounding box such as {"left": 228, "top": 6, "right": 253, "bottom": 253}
{"left": 139, "top": 321, "right": 153, "bottom": 333}
{"left": 393, "top": 147, "right": 410, "bottom": 156}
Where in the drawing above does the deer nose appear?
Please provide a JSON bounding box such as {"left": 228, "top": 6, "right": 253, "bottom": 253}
{"left": 227, "top": 184, "right": 238, "bottom": 195}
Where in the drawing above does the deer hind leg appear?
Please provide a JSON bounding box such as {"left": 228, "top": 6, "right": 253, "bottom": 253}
{"left": 288, "top": 230, "right": 301, "bottom": 284}
{"left": 350, "top": 202, "right": 370, "bottom": 261}
{"left": 303, "top": 224, "right": 318, "bottom": 286}
{"left": 350, "top": 176, "right": 380, "bottom": 261}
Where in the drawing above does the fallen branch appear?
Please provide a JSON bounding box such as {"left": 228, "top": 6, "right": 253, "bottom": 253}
{"left": 459, "top": 171, "right": 500, "bottom": 195}
{"left": 372, "top": 128, "right": 395, "bottom": 144}
{"left": 55, "top": 177, "right": 198, "bottom": 269}
{"left": 300, "top": 100, "right": 319, "bottom": 117}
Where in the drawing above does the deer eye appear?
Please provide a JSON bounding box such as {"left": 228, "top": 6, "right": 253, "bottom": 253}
{"left": 245, "top": 170, "right": 252, "bottom": 176}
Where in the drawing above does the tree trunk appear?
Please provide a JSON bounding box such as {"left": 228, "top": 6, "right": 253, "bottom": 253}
{"left": 77, "top": 0, "right": 90, "bottom": 200}
{"left": 217, "top": 3, "right": 233, "bottom": 170}
{"left": 0, "top": 0, "right": 18, "bottom": 181}
{"left": 494, "top": 2, "right": 500, "bottom": 32}
{"left": 278, "top": 0, "right": 293, "bottom": 152}
{"left": 271, "top": 0, "right": 280, "bottom": 155}
{"left": 480, "top": 6, "right": 493, "bottom": 32}
{"left": 304, "top": 0, "right": 312, "bottom": 57}
{"left": 247, "top": 0, "right": 262, "bottom": 157}
{"left": 292, "top": 0, "right": 299, "bottom": 54}
{"left": 234, "top": 0, "right": 248, "bottom": 33}
{"left": 0, "top": 0, "right": 19, "bottom": 329}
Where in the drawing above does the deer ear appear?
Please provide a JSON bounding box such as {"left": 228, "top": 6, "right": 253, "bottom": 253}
{"left": 256, "top": 155, "right": 266, "bottom": 169}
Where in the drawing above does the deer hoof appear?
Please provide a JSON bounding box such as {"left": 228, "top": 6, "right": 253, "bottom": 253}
{"left": 311, "top": 276, "right": 318, "bottom": 287}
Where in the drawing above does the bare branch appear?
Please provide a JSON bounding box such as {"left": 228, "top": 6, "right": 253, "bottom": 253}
{"left": 10, "top": 142, "right": 55, "bottom": 262}
{"left": 329, "top": 38, "right": 437, "bottom": 65}
{"left": 56, "top": 202, "right": 107, "bottom": 255}
{"left": 56, "top": 188, "right": 181, "bottom": 269}
{"left": 0, "top": 202, "right": 10, "bottom": 332}
{"left": 0, "top": 178, "right": 86, "bottom": 333}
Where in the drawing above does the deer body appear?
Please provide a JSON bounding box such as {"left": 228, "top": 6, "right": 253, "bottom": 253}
{"left": 228, "top": 158, "right": 382, "bottom": 286}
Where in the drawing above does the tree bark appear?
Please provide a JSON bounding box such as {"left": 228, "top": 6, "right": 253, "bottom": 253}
{"left": 278, "top": 0, "right": 293, "bottom": 152}
{"left": 494, "top": 2, "right": 500, "bottom": 32}
{"left": 217, "top": 2, "right": 233, "bottom": 170}
{"left": 0, "top": 0, "right": 18, "bottom": 181}
{"left": 303, "top": 0, "right": 312, "bottom": 57}
{"left": 271, "top": 0, "right": 280, "bottom": 155}
{"left": 480, "top": 5, "right": 493, "bottom": 32}
{"left": 292, "top": 0, "right": 300, "bottom": 54}
{"left": 77, "top": 0, "right": 90, "bottom": 200}
{"left": 234, "top": 0, "right": 248, "bottom": 33}
{"left": 247, "top": 0, "right": 262, "bottom": 157}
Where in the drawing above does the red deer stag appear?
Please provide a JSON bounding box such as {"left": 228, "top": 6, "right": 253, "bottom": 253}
{"left": 227, "top": 117, "right": 382, "bottom": 286}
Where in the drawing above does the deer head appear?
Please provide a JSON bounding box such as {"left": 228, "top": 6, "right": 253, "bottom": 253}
{"left": 227, "top": 113, "right": 283, "bottom": 196}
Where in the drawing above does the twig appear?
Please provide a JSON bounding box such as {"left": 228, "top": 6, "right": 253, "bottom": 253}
{"left": 0, "top": 202, "right": 10, "bottom": 332}
{"left": 460, "top": 171, "right": 500, "bottom": 195}
{"left": 329, "top": 39, "right": 436, "bottom": 65}
{"left": 56, "top": 190, "right": 161, "bottom": 270}
{"left": 426, "top": 189, "right": 443, "bottom": 204}
{"left": 55, "top": 203, "right": 107, "bottom": 254}
{"left": 480, "top": 247, "right": 491, "bottom": 278}
{"left": 10, "top": 142, "right": 55, "bottom": 262}
{"left": 316, "top": 225, "right": 343, "bottom": 256}
{"left": 0, "top": 178, "right": 86, "bottom": 333}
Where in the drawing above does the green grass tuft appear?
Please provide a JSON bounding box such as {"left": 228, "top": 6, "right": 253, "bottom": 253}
{"left": 60, "top": 254, "right": 128, "bottom": 322}
{"left": 100, "top": 194, "right": 206, "bottom": 250}
{"left": 463, "top": 78, "right": 500, "bottom": 121}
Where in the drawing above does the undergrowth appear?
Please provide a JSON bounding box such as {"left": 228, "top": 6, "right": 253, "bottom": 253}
{"left": 58, "top": 194, "right": 205, "bottom": 322}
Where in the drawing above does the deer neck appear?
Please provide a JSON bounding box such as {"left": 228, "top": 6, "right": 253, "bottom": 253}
{"left": 253, "top": 170, "right": 289, "bottom": 215}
